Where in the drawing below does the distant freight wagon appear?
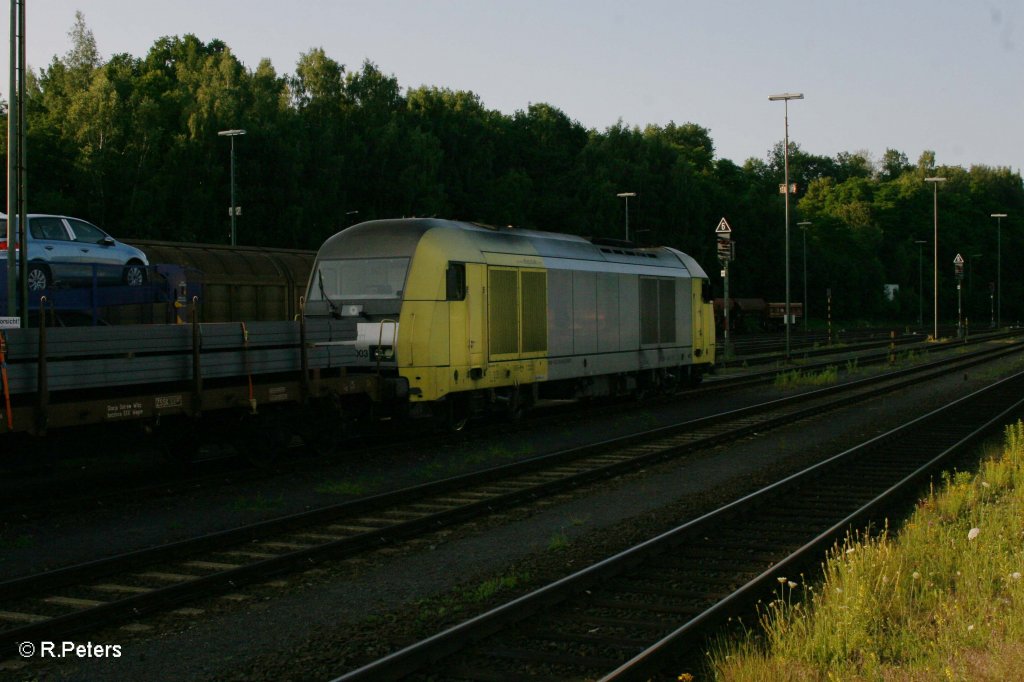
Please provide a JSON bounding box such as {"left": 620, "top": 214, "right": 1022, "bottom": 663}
{"left": 714, "top": 298, "right": 803, "bottom": 333}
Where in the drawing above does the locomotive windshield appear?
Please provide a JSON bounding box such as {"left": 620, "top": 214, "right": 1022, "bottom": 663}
{"left": 310, "top": 257, "right": 410, "bottom": 300}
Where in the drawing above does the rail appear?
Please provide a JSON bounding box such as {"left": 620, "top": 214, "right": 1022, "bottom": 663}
{"left": 332, "top": 369, "right": 1024, "bottom": 681}
{"left": 1, "top": 339, "right": 1020, "bottom": 653}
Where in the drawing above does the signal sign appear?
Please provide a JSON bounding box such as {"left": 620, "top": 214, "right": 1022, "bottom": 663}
{"left": 715, "top": 217, "right": 732, "bottom": 237}
{"left": 717, "top": 238, "right": 735, "bottom": 262}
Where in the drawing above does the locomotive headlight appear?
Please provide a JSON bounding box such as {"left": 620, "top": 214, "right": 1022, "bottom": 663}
{"left": 370, "top": 345, "right": 394, "bottom": 361}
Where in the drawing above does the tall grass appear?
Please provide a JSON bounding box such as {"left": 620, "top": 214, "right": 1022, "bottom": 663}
{"left": 773, "top": 365, "right": 839, "bottom": 390}
{"left": 708, "top": 421, "right": 1024, "bottom": 680}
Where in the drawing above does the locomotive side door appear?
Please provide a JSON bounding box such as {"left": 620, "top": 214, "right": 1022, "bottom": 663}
{"left": 465, "top": 263, "right": 486, "bottom": 368}
{"left": 447, "top": 262, "right": 486, "bottom": 373}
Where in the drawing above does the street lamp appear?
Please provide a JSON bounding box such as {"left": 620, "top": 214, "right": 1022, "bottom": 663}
{"left": 218, "top": 129, "right": 246, "bottom": 246}
{"left": 914, "top": 240, "right": 927, "bottom": 327}
{"left": 992, "top": 213, "right": 1007, "bottom": 328}
{"left": 769, "top": 92, "right": 804, "bottom": 360}
{"left": 797, "top": 221, "right": 811, "bottom": 331}
{"left": 924, "top": 176, "right": 946, "bottom": 339}
{"left": 616, "top": 192, "right": 636, "bottom": 241}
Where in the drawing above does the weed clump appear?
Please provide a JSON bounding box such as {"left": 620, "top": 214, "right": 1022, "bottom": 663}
{"left": 709, "top": 420, "right": 1024, "bottom": 680}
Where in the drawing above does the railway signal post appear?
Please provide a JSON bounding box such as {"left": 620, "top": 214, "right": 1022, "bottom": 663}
{"left": 716, "top": 217, "right": 733, "bottom": 357}
{"left": 954, "top": 253, "right": 964, "bottom": 338}
{"left": 827, "top": 288, "right": 832, "bottom": 345}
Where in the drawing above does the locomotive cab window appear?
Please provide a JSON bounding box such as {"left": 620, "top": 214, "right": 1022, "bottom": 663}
{"left": 310, "top": 257, "right": 409, "bottom": 300}
{"left": 446, "top": 262, "right": 466, "bottom": 301}
{"left": 701, "top": 277, "right": 712, "bottom": 303}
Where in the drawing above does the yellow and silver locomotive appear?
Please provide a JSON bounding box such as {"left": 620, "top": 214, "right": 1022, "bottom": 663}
{"left": 305, "top": 218, "right": 715, "bottom": 424}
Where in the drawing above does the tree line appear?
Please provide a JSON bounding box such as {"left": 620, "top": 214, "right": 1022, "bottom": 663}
{"left": 3, "top": 13, "right": 1023, "bottom": 324}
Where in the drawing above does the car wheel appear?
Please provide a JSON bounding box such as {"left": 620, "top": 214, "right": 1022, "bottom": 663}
{"left": 26, "top": 264, "right": 50, "bottom": 291}
{"left": 123, "top": 261, "right": 147, "bottom": 286}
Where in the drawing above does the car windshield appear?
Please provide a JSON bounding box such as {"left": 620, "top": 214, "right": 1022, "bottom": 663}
{"left": 310, "top": 257, "right": 409, "bottom": 300}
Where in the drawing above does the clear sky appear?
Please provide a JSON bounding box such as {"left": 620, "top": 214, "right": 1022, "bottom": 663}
{"left": 3, "top": 0, "right": 1021, "bottom": 172}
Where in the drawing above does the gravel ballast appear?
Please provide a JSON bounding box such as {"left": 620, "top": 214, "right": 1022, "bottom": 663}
{"left": 4, "top": 348, "right": 1023, "bottom": 681}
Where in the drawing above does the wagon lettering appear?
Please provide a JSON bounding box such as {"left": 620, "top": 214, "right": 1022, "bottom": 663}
{"left": 155, "top": 395, "right": 183, "bottom": 410}
{"left": 106, "top": 401, "right": 144, "bottom": 420}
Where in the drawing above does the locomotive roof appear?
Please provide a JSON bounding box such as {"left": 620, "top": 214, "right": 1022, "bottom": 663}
{"left": 315, "top": 218, "right": 707, "bottom": 277}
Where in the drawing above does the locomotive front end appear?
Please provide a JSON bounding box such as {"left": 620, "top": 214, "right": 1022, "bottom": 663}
{"left": 304, "top": 220, "right": 428, "bottom": 377}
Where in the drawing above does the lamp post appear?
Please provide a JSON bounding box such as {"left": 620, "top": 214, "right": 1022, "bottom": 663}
{"left": 924, "top": 176, "right": 946, "bottom": 339}
{"left": 992, "top": 213, "right": 1007, "bottom": 328}
{"left": 616, "top": 192, "right": 636, "bottom": 241}
{"left": 769, "top": 92, "right": 803, "bottom": 360}
{"left": 914, "top": 239, "right": 927, "bottom": 327}
{"left": 797, "top": 221, "right": 811, "bottom": 331}
{"left": 7, "top": 0, "right": 27, "bottom": 323}
{"left": 218, "top": 129, "right": 246, "bottom": 246}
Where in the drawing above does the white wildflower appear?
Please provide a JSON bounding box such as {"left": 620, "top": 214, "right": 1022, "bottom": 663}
{"left": 1012, "top": 572, "right": 1022, "bottom": 581}
{"left": 788, "top": 581, "right": 797, "bottom": 589}
{"left": 968, "top": 527, "right": 981, "bottom": 541}
{"left": 912, "top": 571, "right": 921, "bottom": 580}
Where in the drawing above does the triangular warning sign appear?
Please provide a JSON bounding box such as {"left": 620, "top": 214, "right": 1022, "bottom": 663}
{"left": 953, "top": 253, "right": 964, "bottom": 264}
{"left": 715, "top": 217, "right": 732, "bottom": 234}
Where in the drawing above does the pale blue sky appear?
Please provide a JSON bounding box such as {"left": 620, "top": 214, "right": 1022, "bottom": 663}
{"left": 4, "top": 1, "right": 1022, "bottom": 171}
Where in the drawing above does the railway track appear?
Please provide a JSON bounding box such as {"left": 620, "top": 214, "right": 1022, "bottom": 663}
{"left": 333, "top": 362, "right": 1024, "bottom": 681}
{"left": 1, "top": 338, "right": 1021, "bottom": 654}
{"left": 2, "top": 328, "right": 1011, "bottom": 523}
{"left": 716, "top": 326, "right": 1009, "bottom": 368}
{"left": 717, "top": 326, "right": 911, "bottom": 358}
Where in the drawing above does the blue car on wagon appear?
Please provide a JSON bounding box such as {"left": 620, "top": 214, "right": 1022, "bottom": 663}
{"left": 0, "top": 213, "right": 149, "bottom": 291}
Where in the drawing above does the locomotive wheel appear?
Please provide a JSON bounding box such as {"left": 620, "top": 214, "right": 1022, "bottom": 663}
{"left": 506, "top": 386, "right": 533, "bottom": 422}
{"left": 449, "top": 413, "right": 469, "bottom": 433}
{"left": 436, "top": 395, "right": 471, "bottom": 433}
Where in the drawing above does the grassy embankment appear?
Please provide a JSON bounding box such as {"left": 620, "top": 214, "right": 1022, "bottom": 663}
{"left": 705, "top": 420, "right": 1024, "bottom": 680}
